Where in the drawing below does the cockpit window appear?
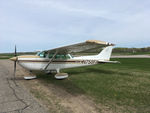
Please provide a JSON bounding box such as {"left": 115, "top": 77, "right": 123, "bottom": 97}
{"left": 37, "top": 52, "right": 72, "bottom": 59}
{"left": 49, "top": 54, "right": 71, "bottom": 59}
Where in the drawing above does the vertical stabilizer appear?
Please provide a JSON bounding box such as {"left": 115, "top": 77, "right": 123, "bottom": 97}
{"left": 96, "top": 46, "right": 113, "bottom": 60}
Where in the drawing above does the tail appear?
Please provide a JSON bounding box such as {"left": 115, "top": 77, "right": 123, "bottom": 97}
{"left": 96, "top": 46, "right": 113, "bottom": 60}
{"left": 72, "top": 46, "right": 113, "bottom": 61}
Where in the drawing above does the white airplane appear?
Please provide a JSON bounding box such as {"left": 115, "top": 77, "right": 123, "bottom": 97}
{"left": 10, "top": 40, "right": 119, "bottom": 80}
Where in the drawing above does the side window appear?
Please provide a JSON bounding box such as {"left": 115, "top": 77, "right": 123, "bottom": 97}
{"left": 48, "top": 54, "right": 54, "bottom": 58}
{"left": 44, "top": 52, "right": 48, "bottom": 58}
{"left": 65, "top": 54, "right": 70, "bottom": 59}
{"left": 47, "top": 54, "right": 71, "bottom": 59}
{"left": 55, "top": 55, "right": 60, "bottom": 59}
{"left": 61, "top": 55, "right": 65, "bottom": 59}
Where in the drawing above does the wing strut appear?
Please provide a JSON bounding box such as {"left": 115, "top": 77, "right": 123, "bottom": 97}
{"left": 44, "top": 51, "right": 58, "bottom": 70}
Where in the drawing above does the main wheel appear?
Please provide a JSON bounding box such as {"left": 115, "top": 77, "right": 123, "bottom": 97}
{"left": 55, "top": 73, "right": 68, "bottom": 80}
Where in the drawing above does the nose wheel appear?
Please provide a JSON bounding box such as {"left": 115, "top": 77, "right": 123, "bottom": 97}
{"left": 24, "top": 76, "right": 37, "bottom": 80}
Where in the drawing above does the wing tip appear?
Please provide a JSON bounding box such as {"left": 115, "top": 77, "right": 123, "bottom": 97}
{"left": 86, "top": 40, "right": 115, "bottom": 46}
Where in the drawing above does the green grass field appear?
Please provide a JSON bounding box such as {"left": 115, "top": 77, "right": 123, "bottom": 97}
{"left": 37, "top": 58, "right": 150, "bottom": 113}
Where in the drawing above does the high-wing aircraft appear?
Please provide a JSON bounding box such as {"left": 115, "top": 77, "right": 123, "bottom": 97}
{"left": 10, "top": 40, "right": 119, "bottom": 79}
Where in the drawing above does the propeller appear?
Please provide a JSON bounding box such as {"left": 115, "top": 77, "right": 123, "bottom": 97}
{"left": 13, "top": 45, "right": 17, "bottom": 84}
{"left": 10, "top": 46, "right": 37, "bottom": 81}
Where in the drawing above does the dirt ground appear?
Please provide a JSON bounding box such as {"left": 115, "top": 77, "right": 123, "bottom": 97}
{"left": 0, "top": 60, "right": 49, "bottom": 113}
{"left": 2, "top": 60, "right": 109, "bottom": 113}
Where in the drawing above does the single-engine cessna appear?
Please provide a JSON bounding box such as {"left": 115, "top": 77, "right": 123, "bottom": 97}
{"left": 10, "top": 40, "right": 119, "bottom": 79}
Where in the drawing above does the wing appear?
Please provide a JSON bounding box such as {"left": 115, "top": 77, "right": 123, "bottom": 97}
{"left": 44, "top": 40, "right": 115, "bottom": 54}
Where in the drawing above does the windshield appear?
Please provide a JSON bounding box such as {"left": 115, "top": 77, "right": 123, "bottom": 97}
{"left": 36, "top": 51, "right": 48, "bottom": 58}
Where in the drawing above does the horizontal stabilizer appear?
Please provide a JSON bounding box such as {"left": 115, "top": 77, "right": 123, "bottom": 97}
{"left": 98, "top": 60, "right": 120, "bottom": 64}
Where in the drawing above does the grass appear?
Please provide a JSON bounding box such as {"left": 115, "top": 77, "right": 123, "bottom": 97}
{"left": 30, "top": 87, "right": 69, "bottom": 113}
{"left": 36, "top": 58, "right": 150, "bottom": 112}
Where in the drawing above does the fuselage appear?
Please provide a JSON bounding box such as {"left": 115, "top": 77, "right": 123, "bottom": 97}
{"left": 11, "top": 54, "right": 99, "bottom": 73}
{"left": 10, "top": 46, "right": 114, "bottom": 73}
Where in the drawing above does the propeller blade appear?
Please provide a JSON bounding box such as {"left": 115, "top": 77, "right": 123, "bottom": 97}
{"left": 13, "top": 45, "right": 18, "bottom": 86}
{"left": 14, "top": 60, "right": 16, "bottom": 78}
{"left": 15, "top": 45, "right": 17, "bottom": 57}
{"left": 14, "top": 45, "right": 17, "bottom": 77}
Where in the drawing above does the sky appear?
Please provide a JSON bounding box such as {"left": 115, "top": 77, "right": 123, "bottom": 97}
{"left": 0, "top": 0, "right": 150, "bottom": 53}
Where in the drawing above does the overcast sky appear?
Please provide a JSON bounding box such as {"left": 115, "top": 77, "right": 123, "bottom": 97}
{"left": 0, "top": 0, "right": 150, "bottom": 53}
